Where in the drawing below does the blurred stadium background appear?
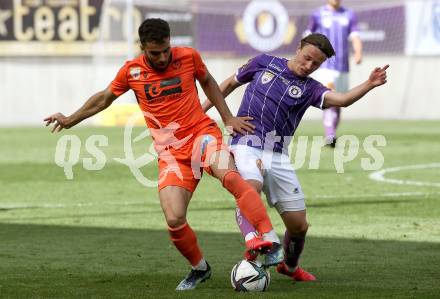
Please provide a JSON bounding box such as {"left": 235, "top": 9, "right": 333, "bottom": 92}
{"left": 1, "top": 0, "right": 440, "bottom": 125}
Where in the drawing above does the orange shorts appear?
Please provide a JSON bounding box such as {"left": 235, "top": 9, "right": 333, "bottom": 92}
{"left": 157, "top": 123, "right": 227, "bottom": 192}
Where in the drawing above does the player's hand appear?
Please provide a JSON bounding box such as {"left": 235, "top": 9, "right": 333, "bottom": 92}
{"left": 224, "top": 116, "right": 255, "bottom": 136}
{"left": 44, "top": 113, "right": 71, "bottom": 133}
{"left": 368, "top": 64, "right": 389, "bottom": 87}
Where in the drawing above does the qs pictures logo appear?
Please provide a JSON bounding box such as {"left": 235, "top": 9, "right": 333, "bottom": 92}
{"left": 235, "top": 0, "right": 296, "bottom": 52}
{"left": 54, "top": 110, "right": 192, "bottom": 188}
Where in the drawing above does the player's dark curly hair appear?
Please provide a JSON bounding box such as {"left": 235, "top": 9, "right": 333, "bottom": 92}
{"left": 138, "top": 18, "right": 170, "bottom": 45}
{"left": 301, "top": 33, "right": 336, "bottom": 58}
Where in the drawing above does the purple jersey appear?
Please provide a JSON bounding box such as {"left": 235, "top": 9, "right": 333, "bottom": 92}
{"left": 308, "top": 5, "right": 359, "bottom": 72}
{"left": 231, "top": 54, "right": 330, "bottom": 154}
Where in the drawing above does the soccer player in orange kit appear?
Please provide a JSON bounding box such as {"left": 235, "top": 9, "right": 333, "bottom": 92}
{"left": 44, "top": 18, "right": 276, "bottom": 291}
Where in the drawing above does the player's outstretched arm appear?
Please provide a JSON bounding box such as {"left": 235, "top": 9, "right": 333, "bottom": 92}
{"left": 44, "top": 87, "right": 118, "bottom": 133}
{"left": 201, "top": 74, "right": 241, "bottom": 112}
{"left": 323, "top": 64, "right": 389, "bottom": 109}
{"left": 352, "top": 35, "right": 363, "bottom": 65}
{"left": 199, "top": 72, "right": 254, "bottom": 135}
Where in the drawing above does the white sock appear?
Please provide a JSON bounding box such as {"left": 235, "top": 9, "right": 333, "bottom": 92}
{"left": 263, "top": 230, "right": 280, "bottom": 243}
{"left": 192, "top": 258, "right": 207, "bottom": 271}
{"left": 244, "top": 231, "right": 258, "bottom": 242}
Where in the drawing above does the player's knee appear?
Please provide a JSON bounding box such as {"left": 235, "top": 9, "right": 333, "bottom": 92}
{"left": 166, "top": 216, "right": 187, "bottom": 228}
{"left": 300, "top": 222, "right": 309, "bottom": 235}
{"left": 287, "top": 220, "right": 308, "bottom": 236}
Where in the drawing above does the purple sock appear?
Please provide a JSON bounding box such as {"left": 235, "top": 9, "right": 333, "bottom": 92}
{"left": 283, "top": 230, "right": 305, "bottom": 268}
{"left": 235, "top": 208, "right": 256, "bottom": 237}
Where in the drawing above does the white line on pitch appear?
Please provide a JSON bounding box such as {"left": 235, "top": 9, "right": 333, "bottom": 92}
{"left": 311, "top": 191, "right": 440, "bottom": 199}
{"left": 369, "top": 163, "right": 440, "bottom": 187}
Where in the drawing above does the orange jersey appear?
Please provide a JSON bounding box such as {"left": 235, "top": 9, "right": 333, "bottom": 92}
{"left": 110, "top": 47, "right": 216, "bottom": 157}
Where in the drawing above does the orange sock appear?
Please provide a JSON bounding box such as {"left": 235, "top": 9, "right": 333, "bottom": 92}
{"left": 168, "top": 222, "right": 203, "bottom": 267}
{"left": 222, "top": 170, "right": 273, "bottom": 234}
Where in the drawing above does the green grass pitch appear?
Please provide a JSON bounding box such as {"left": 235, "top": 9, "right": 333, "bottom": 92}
{"left": 0, "top": 120, "right": 439, "bottom": 298}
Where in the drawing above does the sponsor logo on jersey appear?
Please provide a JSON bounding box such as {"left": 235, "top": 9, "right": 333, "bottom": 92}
{"left": 338, "top": 15, "right": 350, "bottom": 26}
{"left": 288, "top": 85, "right": 302, "bottom": 98}
{"left": 269, "top": 63, "right": 283, "bottom": 72}
{"left": 261, "top": 71, "right": 275, "bottom": 84}
{"left": 172, "top": 60, "right": 182, "bottom": 70}
{"left": 144, "top": 77, "right": 182, "bottom": 101}
{"left": 280, "top": 77, "right": 290, "bottom": 86}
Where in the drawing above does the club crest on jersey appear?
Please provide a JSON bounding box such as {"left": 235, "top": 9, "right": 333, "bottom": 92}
{"left": 261, "top": 71, "right": 275, "bottom": 84}
{"left": 288, "top": 85, "right": 302, "bottom": 98}
{"left": 172, "top": 60, "right": 182, "bottom": 70}
{"left": 130, "top": 67, "right": 141, "bottom": 80}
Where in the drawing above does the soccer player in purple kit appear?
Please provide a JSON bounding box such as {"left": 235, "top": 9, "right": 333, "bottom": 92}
{"left": 306, "top": 0, "right": 363, "bottom": 147}
{"left": 203, "top": 33, "right": 388, "bottom": 281}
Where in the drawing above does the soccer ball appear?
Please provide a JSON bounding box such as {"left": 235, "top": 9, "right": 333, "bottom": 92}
{"left": 230, "top": 259, "right": 270, "bottom": 292}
